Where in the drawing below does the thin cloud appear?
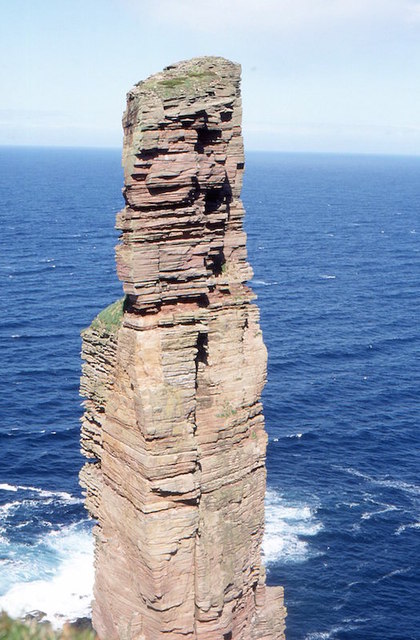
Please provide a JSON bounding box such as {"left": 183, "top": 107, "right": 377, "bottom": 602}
{"left": 407, "top": 1, "right": 420, "bottom": 21}
{"left": 125, "top": 0, "right": 420, "bottom": 33}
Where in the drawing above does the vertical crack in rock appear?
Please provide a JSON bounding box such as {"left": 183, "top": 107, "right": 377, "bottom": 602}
{"left": 80, "top": 56, "right": 286, "bottom": 640}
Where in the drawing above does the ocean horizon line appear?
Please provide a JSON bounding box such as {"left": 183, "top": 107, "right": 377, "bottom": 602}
{"left": 1, "top": 143, "right": 420, "bottom": 159}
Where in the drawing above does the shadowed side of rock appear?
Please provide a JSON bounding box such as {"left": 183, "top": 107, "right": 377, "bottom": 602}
{"left": 80, "top": 56, "right": 286, "bottom": 640}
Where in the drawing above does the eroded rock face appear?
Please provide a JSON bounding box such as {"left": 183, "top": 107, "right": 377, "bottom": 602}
{"left": 80, "top": 56, "right": 286, "bottom": 640}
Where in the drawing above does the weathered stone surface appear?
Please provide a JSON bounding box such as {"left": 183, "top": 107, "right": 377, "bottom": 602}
{"left": 80, "top": 56, "right": 286, "bottom": 639}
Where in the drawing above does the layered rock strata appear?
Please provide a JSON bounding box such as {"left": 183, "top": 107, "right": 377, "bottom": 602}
{"left": 80, "top": 56, "right": 286, "bottom": 640}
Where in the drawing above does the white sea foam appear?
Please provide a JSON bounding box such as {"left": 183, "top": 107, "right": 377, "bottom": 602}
{"left": 271, "top": 433, "right": 304, "bottom": 441}
{"left": 0, "top": 484, "right": 19, "bottom": 492}
{"left": 319, "top": 274, "right": 336, "bottom": 280}
{"left": 361, "top": 504, "right": 398, "bottom": 521}
{"left": 335, "top": 466, "right": 420, "bottom": 497}
{"left": 252, "top": 279, "right": 278, "bottom": 286}
{"left": 395, "top": 521, "right": 420, "bottom": 536}
{"left": 0, "top": 523, "right": 94, "bottom": 629}
{"left": 305, "top": 622, "right": 362, "bottom": 639}
{"left": 0, "top": 501, "right": 21, "bottom": 517}
{"left": 372, "top": 566, "right": 412, "bottom": 584}
{"left": 263, "top": 488, "right": 322, "bottom": 564}
{"left": 374, "top": 478, "right": 420, "bottom": 496}
{"left": 0, "top": 483, "right": 82, "bottom": 504}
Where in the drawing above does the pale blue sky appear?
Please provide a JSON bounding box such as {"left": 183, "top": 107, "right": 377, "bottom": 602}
{"left": 1, "top": 0, "right": 420, "bottom": 153}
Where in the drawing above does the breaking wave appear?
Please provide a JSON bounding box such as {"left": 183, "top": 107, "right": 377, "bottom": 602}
{"left": 263, "top": 488, "right": 323, "bottom": 564}
{"left": 0, "top": 522, "right": 93, "bottom": 629}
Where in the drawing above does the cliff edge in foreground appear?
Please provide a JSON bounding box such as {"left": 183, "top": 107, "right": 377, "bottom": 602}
{"left": 80, "top": 56, "right": 286, "bottom": 640}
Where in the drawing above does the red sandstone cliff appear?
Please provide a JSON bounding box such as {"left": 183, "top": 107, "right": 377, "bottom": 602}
{"left": 80, "top": 56, "right": 286, "bottom": 640}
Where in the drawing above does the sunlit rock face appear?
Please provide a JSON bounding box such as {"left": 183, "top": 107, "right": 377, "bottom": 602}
{"left": 80, "top": 56, "right": 286, "bottom": 640}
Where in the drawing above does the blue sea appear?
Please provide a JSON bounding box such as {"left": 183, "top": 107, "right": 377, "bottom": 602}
{"left": 0, "top": 147, "right": 419, "bottom": 639}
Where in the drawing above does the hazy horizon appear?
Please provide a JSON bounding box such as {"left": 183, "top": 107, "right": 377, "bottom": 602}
{"left": 2, "top": 0, "right": 420, "bottom": 155}
{"left": 2, "top": 144, "right": 420, "bottom": 159}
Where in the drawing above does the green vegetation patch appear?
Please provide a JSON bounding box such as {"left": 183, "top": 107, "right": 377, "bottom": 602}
{"left": 90, "top": 297, "right": 125, "bottom": 333}
{"left": 143, "top": 69, "right": 218, "bottom": 98}
{"left": 158, "top": 76, "right": 190, "bottom": 89}
{"left": 216, "top": 401, "right": 238, "bottom": 419}
{"left": 0, "top": 613, "right": 96, "bottom": 640}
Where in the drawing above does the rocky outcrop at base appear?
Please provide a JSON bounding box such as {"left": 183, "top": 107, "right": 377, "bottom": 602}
{"left": 80, "top": 56, "right": 286, "bottom": 640}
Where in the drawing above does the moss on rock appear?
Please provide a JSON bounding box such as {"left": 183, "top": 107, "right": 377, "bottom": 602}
{"left": 89, "top": 297, "right": 125, "bottom": 333}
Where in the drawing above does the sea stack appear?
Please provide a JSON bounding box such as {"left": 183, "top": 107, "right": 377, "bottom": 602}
{"left": 80, "top": 56, "right": 286, "bottom": 639}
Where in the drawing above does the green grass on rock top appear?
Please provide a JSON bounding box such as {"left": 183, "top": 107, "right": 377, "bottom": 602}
{"left": 140, "top": 68, "right": 219, "bottom": 98}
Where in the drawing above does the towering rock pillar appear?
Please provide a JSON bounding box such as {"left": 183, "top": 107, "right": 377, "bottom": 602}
{"left": 80, "top": 57, "right": 286, "bottom": 640}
